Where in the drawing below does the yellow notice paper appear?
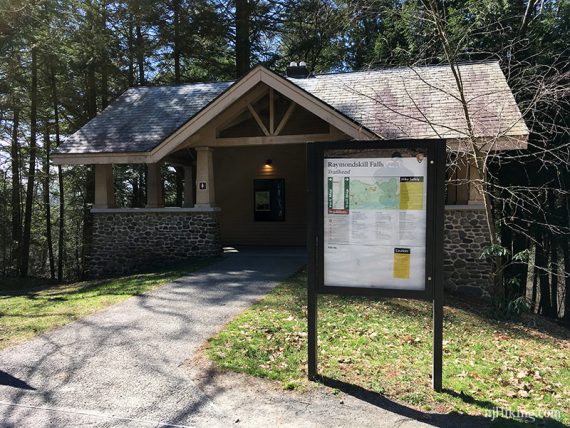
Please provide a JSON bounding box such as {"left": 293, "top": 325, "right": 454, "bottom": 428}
{"left": 393, "top": 248, "right": 411, "bottom": 279}
{"left": 400, "top": 177, "right": 424, "bottom": 210}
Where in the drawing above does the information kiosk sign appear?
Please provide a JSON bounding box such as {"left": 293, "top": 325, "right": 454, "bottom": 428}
{"left": 307, "top": 140, "right": 446, "bottom": 390}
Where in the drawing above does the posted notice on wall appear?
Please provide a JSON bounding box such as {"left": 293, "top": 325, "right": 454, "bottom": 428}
{"left": 323, "top": 155, "right": 428, "bottom": 290}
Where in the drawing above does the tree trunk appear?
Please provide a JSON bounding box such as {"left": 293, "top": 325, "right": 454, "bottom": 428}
{"left": 87, "top": 63, "right": 97, "bottom": 118}
{"left": 501, "top": 215, "right": 513, "bottom": 299}
{"left": 537, "top": 236, "right": 554, "bottom": 317}
{"left": 175, "top": 166, "right": 183, "bottom": 207}
{"left": 101, "top": 3, "right": 109, "bottom": 108}
{"left": 531, "top": 249, "right": 539, "bottom": 313}
{"left": 562, "top": 168, "right": 570, "bottom": 323}
{"left": 525, "top": 240, "right": 535, "bottom": 305}
{"left": 562, "top": 235, "right": 570, "bottom": 324}
{"left": 51, "top": 60, "right": 65, "bottom": 281}
{"left": 135, "top": 1, "right": 145, "bottom": 86}
{"left": 43, "top": 125, "right": 55, "bottom": 279}
{"left": 10, "top": 107, "right": 22, "bottom": 272}
{"left": 1, "top": 171, "right": 8, "bottom": 275}
{"left": 137, "top": 24, "right": 144, "bottom": 84}
{"left": 173, "top": 0, "right": 181, "bottom": 83}
{"left": 20, "top": 46, "right": 38, "bottom": 277}
{"left": 80, "top": 65, "right": 98, "bottom": 278}
{"left": 235, "top": 0, "right": 251, "bottom": 78}
{"left": 101, "top": 62, "right": 109, "bottom": 109}
{"left": 426, "top": 0, "right": 504, "bottom": 299}
{"left": 520, "top": 0, "right": 539, "bottom": 37}
{"left": 140, "top": 164, "right": 147, "bottom": 204}
{"left": 128, "top": 15, "right": 135, "bottom": 86}
{"left": 81, "top": 166, "right": 95, "bottom": 279}
{"left": 56, "top": 161, "right": 65, "bottom": 280}
{"left": 132, "top": 177, "right": 139, "bottom": 207}
{"left": 548, "top": 190, "right": 559, "bottom": 315}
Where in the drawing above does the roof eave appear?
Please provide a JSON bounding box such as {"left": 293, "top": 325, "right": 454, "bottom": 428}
{"left": 51, "top": 151, "right": 150, "bottom": 165}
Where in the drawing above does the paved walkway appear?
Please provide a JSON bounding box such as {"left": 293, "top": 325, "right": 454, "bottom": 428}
{"left": 0, "top": 248, "right": 486, "bottom": 427}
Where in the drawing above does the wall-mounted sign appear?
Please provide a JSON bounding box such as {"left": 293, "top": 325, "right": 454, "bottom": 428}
{"left": 307, "top": 140, "right": 446, "bottom": 391}
{"left": 199, "top": 181, "right": 207, "bottom": 190}
{"left": 254, "top": 179, "right": 285, "bottom": 221}
{"left": 255, "top": 191, "right": 271, "bottom": 211}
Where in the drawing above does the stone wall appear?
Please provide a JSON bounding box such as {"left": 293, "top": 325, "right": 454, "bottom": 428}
{"left": 444, "top": 206, "right": 493, "bottom": 299}
{"left": 89, "top": 206, "right": 494, "bottom": 298}
{"left": 89, "top": 210, "right": 222, "bottom": 277}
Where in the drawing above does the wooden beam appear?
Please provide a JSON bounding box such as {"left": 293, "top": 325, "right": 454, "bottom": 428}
{"left": 217, "top": 110, "right": 250, "bottom": 133}
{"left": 211, "top": 132, "right": 340, "bottom": 147}
{"left": 183, "top": 165, "right": 194, "bottom": 208}
{"left": 195, "top": 147, "right": 216, "bottom": 207}
{"left": 213, "top": 84, "right": 268, "bottom": 133}
{"left": 468, "top": 162, "right": 483, "bottom": 203}
{"left": 51, "top": 152, "right": 149, "bottom": 165}
{"left": 247, "top": 103, "right": 270, "bottom": 136}
{"left": 274, "top": 102, "right": 296, "bottom": 136}
{"left": 329, "top": 124, "right": 346, "bottom": 139}
{"left": 269, "top": 88, "right": 275, "bottom": 135}
{"left": 94, "top": 164, "right": 115, "bottom": 208}
{"left": 150, "top": 68, "right": 264, "bottom": 162}
{"left": 150, "top": 66, "right": 377, "bottom": 161}
{"left": 260, "top": 71, "right": 377, "bottom": 140}
{"left": 162, "top": 152, "right": 195, "bottom": 166}
{"left": 146, "top": 163, "right": 164, "bottom": 208}
{"left": 446, "top": 135, "right": 528, "bottom": 152}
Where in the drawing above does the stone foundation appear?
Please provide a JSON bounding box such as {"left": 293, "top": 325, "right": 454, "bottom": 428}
{"left": 444, "top": 206, "right": 493, "bottom": 299}
{"left": 89, "top": 206, "right": 494, "bottom": 298}
{"left": 89, "top": 209, "right": 222, "bottom": 277}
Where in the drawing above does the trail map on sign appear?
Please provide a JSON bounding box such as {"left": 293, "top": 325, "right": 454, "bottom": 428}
{"left": 324, "top": 156, "right": 427, "bottom": 290}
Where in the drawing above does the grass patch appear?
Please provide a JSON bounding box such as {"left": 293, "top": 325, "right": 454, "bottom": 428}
{"left": 0, "top": 259, "right": 211, "bottom": 351}
{"left": 206, "top": 268, "right": 570, "bottom": 426}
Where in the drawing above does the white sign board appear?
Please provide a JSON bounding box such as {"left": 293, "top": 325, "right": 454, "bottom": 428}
{"left": 323, "top": 156, "right": 428, "bottom": 290}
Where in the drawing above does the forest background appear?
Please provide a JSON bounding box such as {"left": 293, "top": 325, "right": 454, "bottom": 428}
{"left": 0, "top": 0, "right": 568, "bottom": 321}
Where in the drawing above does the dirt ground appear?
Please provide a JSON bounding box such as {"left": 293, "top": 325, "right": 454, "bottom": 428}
{"left": 184, "top": 351, "right": 492, "bottom": 428}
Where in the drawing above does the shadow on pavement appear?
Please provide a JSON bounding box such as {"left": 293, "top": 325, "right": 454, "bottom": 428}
{"left": 0, "top": 371, "right": 35, "bottom": 391}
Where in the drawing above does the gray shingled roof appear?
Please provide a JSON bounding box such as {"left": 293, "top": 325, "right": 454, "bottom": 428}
{"left": 54, "top": 62, "right": 527, "bottom": 155}
{"left": 55, "top": 81, "right": 232, "bottom": 154}
{"left": 294, "top": 62, "right": 528, "bottom": 140}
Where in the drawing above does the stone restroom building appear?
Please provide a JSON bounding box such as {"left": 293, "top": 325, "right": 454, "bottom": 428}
{"left": 52, "top": 62, "right": 528, "bottom": 298}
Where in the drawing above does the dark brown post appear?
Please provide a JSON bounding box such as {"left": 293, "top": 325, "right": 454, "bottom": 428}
{"left": 307, "top": 143, "right": 318, "bottom": 380}
{"left": 432, "top": 140, "right": 446, "bottom": 391}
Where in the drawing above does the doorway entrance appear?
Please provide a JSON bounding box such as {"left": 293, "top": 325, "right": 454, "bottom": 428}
{"left": 214, "top": 144, "right": 307, "bottom": 246}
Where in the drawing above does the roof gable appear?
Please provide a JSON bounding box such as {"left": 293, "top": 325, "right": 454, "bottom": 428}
{"left": 53, "top": 62, "right": 528, "bottom": 162}
{"left": 149, "top": 66, "right": 376, "bottom": 162}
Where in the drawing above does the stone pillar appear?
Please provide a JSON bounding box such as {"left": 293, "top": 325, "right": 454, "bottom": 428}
{"left": 195, "top": 147, "right": 215, "bottom": 207}
{"left": 147, "top": 163, "right": 164, "bottom": 208}
{"left": 443, "top": 207, "right": 492, "bottom": 299}
{"left": 94, "top": 164, "right": 114, "bottom": 208}
{"left": 183, "top": 165, "right": 194, "bottom": 208}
